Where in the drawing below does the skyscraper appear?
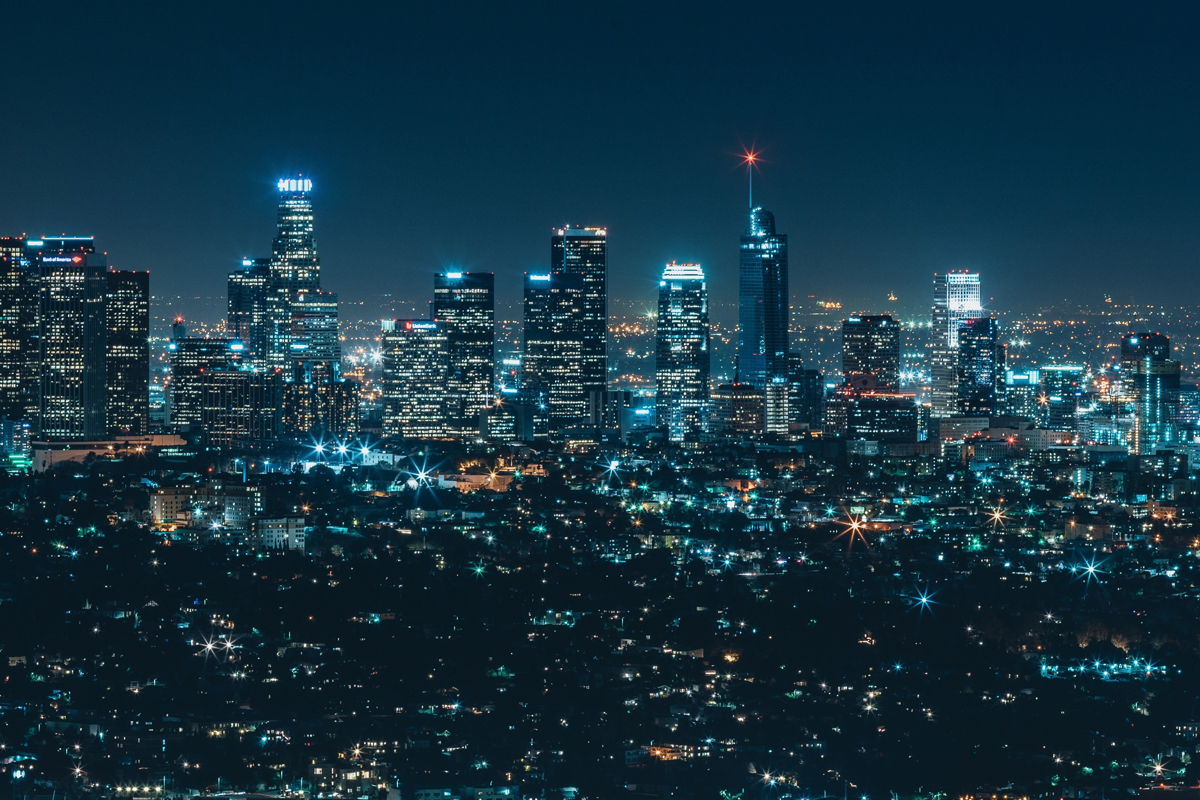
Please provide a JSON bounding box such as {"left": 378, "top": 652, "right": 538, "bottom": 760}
{"left": 433, "top": 272, "right": 495, "bottom": 439}
{"left": 0, "top": 237, "right": 33, "bottom": 421}
{"left": 271, "top": 176, "right": 319, "bottom": 291}
{"left": 37, "top": 237, "right": 108, "bottom": 439}
{"left": 737, "top": 207, "right": 789, "bottom": 387}
{"left": 522, "top": 272, "right": 585, "bottom": 436}
{"left": 955, "top": 317, "right": 1003, "bottom": 417}
{"left": 655, "top": 262, "right": 710, "bottom": 442}
{"left": 841, "top": 315, "right": 900, "bottom": 391}
{"left": 930, "top": 272, "right": 983, "bottom": 417}
{"left": 381, "top": 319, "right": 449, "bottom": 440}
{"left": 228, "top": 258, "right": 269, "bottom": 351}
{"left": 105, "top": 270, "right": 150, "bottom": 436}
{"left": 231, "top": 177, "right": 336, "bottom": 371}
{"left": 551, "top": 226, "right": 607, "bottom": 397}
{"left": 1122, "top": 332, "right": 1180, "bottom": 454}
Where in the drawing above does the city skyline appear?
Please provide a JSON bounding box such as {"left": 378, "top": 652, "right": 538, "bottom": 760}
{"left": 8, "top": 6, "right": 1200, "bottom": 800}
{"left": 3, "top": 4, "right": 1200, "bottom": 319}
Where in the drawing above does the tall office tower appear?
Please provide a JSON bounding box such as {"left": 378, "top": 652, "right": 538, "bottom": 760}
{"left": 105, "top": 270, "right": 150, "bottom": 436}
{"left": 1040, "top": 364, "right": 1086, "bottom": 431}
{"left": 229, "top": 178, "right": 329, "bottom": 370}
{"left": 272, "top": 177, "right": 319, "bottom": 291}
{"left": 290, "top": 290, "right": 340, "bottom": 364}
{"left": 1121, "top": 332, "right": 1181, "bottom": 454}
{"left": 36, "top": 237, "right": 108, "bottom": 439}
{"left": 433, "top": 272, "right": 495, "bottom": 439}
{"left": 955, "top": 317, "right": 1003, "bottom": 417}
{"left": 522, "top": 272, "right": 586, "bottom": 436}
{"left": 841, "top": 315, "right": 900, "bottom": 390}
{"left": 930, "top": 272, "right": 983, "bottom": 417}
{"left": 551, "top": 226, "right": 607, "bottom": 396}
{"left": 227, "top": 258, "right": 269, "bottom": 350}
{"left": 737, "top": 207, "right": 789, "bottom": 387}
{"left": 786, "top": 353, "right": 824, "bottom": 432}
{"left": 168, "top": 338, "right": 246, "bottom": 428}
{"left": 381, "top": 319, "right": 449, "bottom": 439}
{"left": 0, "top": 237, "right": 31, "bottom": 420}
{"left": 655, "top": 262, "right": 710, "bottom": 442}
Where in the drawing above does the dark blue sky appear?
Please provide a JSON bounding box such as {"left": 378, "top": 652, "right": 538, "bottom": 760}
{"left": 3, "top": 1, "right": 1198, "bottom": 324}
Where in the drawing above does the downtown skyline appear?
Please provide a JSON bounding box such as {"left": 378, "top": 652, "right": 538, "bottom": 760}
{"left": 9, "top": 5, "right": 1200, "bottom": 799}
{"left": 2, "top": 3, "right": 1199, "bottom": 318}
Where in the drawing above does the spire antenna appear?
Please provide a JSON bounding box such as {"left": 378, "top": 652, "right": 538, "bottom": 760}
{"left": 742, "top": 148, "right": 760, "bottom": 209}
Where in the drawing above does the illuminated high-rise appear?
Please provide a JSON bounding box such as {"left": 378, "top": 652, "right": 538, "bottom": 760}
{"left": 930, "top": 272, "right": 983, "bottom": 417}
{"left": 737, "top": 207, "right": 789, "bottom": 387}
{"left": 230, "top": 177, "right": 336, "bottom": 371}
{"left": 551, "top": 226, "right": 607, "bottom": 396}
{"left": 105, "top": 270, "right": 150, "bottom": 436}
{"left": 228, "top": 258, "right": 270, "bottom": 352}
{"left": 381, "top": 319, "right": 449, "bottom": 440}
{"left": 654, "top": 262, "right": 710, "bottom": 442}
{"left": 1122, "top": 332, "right": 1180, "bottom": 454}
{"left": 841, "top": 315, "right": 900, "bottom": 391}
{"left": 36, "top": 237, "right": 108, "bottom": 439}
{"left": 271, "top": 176, "right": 319, "bottom": 291}
{"left": 955, "top": 317, "right": 1004, "bottom": 417}
{"left": 433, "top": 272, "right": 495, "bottom": 439}
{"left": 0, "top": 237, "right": 34, "bottom": 420}
{"left": 522, "top": 272, "right": 585, "bottom": 436}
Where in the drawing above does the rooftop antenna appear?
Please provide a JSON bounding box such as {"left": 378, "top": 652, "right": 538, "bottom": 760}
{"left": 742, "top": 148, "right": 760, "bottom": 209}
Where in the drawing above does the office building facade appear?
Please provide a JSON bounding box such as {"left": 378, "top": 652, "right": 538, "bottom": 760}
{"left": 551, "top": 226, "right": 607, "bottom": 398}
{"left": 930, "top": 272, "right": 983, "bottom": 417}
{"left": 37, "top": 237, "right": 108, "bottom": 439}
{"left": 381, "top": 319, "right": 449, "bottom": 440}
{"left": 1122, "top": 332, "right": 1181, "bottom": 454}
{"left": 737, "top": 208, "right": 789, "bottom": 387}
{"left": 282, "top": 362, "right": 360, "bottom": 439}
{"left": 228, "top": 258, "right": 270, "bottom": 354}
{"left": 655, "top": 262, "right": 710, "bottom": 442}
{"left": 169, "top": 338, "right": 247, "bottom": 428}
{"left": 842, "top": 314, "right": 900, "bottom": 391}
{"left": 955, "top": 317, "right": 1004, "bottom": 417}
{"left": 522, "top": 272, "right": 586, "bottom": 436}
{"left": 786, "top": 353, "right": 824, "bottom": 433}
{"left": 105, "top": 270, "right": 150, "bottom": 436}
{"left": 433, "top": 272, "right": 495, "bottom": 439}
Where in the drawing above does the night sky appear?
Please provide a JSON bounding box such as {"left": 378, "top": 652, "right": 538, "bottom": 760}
{"left": 3, "top": 2, "right": 1199, "bottom": 323}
